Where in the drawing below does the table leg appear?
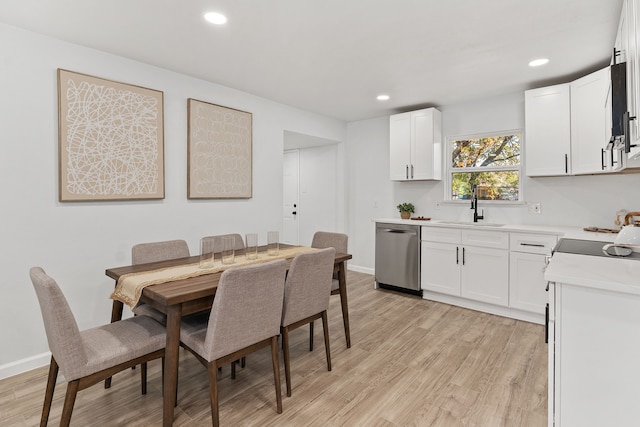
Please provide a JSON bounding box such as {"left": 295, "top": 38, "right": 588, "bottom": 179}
{"left": 105, "top": 300, "right": 125, "bottom": 388}
{"left": 163, "top": 305, "right": 182, "bottom": 427}
{"left": 337, "top": 262, "right": 351, "bottom": 348}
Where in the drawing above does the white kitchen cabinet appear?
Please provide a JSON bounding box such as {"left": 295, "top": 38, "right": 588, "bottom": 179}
{"left": 525, "top": 67, "right": 610, "bottom": 176}
{"left": 525, "top": 84, "right": 572, "bottom": 176}
{"left": 570, "top": 67, "right": 611, "bottom": 174}
{"left": 617, "top": 0, "right": 640, "bottom": 160}
{"left": 509, "top": 233, "right": 557, "bottom": 314}
{"left": 549, "top": 282, "right": 640, "bottom": 426}
{"left": 389, "top": 108, "right": 442, "bottom": 181}
{"left": 421, "top": 228, "right": 509, "bottom": 306}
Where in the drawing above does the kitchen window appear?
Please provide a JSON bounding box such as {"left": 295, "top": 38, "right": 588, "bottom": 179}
{"left": 447, "top": 131, "right": 522, "bottom": 201}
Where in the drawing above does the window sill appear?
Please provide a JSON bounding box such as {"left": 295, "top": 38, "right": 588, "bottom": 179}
{"left": 439, "top": 200, "right": 526, "bottom": 207}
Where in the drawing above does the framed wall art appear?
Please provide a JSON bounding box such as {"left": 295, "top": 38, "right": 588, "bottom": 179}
{"left": 57, "top": 69, "right": 164, "bottom": 201}
{"left": 187, "top": 98, "right": 252, "bottom": 199}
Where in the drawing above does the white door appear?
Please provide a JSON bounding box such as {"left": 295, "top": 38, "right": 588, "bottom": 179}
{"left": 282, "top": 150, "right": 299, "bottom": 244}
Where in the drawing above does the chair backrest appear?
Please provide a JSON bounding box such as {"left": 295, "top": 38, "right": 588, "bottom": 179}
{"left": 132, "top": 239, "right": 190, "bottom": 265}
{"left": 311, "top": 231, "right": 348, "bottom": 254}
{"left": 203, "top": 259, "right": 287, "bottom": 361}
{"left": 201, "top": 234, "right": 245, "bottom": 253}
{"left": 282, "top": 247, "right": 336, "bottom": 327}
{"left": 29, "top": 267, "right": 87, "bottom": 378}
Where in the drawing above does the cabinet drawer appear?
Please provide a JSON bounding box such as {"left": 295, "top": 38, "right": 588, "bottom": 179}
{"left": 510, "top": 233, "right": 558, "bottom": 255}
{"left": 421, "top": 227, "right": 461, "bottom": 244}
{"left": 461, "top": 230, "right": 509, "bottom": 249}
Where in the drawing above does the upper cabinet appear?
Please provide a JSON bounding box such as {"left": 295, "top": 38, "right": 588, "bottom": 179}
{"left": 389, "top": 108, "right": 442, "bottom": 181}
{"left": 525, "top": 67, "right": 611, "bottom": 177}
{"left": 616, "top": 0, "right": 640, "bottom": 160}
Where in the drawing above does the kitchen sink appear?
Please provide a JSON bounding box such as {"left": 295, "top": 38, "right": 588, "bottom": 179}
{"left": 436, "top": 220, "right": 505, "bottom": 227}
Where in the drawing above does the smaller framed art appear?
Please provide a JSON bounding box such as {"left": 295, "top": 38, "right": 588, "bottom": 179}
{"left": 57, "top": 69, "right": 164, "bottom": 201}
{"left": 187, "top": 98, "right": 253, "bottom": 199}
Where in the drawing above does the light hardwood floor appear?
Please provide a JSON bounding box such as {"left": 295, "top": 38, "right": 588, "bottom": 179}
{"left": 0, "top": 271, "right": 547, "bottom": 426}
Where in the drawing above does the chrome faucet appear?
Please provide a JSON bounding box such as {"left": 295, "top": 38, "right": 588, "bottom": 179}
{"left": 470, "top": 185, "right": 484, "bottom": 222}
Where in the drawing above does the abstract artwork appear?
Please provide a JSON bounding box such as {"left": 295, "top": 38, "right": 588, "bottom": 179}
{"left": 57, "top": 69, "right": 164, "bottom": 201}
{"left": 187, "top": 98, "right": 252, "bottom": 199}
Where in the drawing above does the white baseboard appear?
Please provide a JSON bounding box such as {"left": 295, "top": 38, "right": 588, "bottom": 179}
{"left": 0, "top": 352, "right": 51, "bottom": 380}
{"left": 348, "top": 264, "right": 374, "bottom": 275}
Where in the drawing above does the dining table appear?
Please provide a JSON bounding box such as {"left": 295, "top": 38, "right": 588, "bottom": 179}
{"left": 106, "top": 244, "right": 352, "bottom": 427}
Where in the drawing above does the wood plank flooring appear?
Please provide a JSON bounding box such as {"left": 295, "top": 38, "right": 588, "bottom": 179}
{"left": 0, "top": 271, "right": 547, "bottom": 426}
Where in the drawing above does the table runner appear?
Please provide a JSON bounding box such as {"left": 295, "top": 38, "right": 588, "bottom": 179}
{"left": 111, "top": 246, "right": 317, "bottom": 308}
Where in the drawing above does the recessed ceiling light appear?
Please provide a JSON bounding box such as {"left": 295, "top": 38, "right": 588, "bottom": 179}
{"left": 377, "top": 94, "right": 390, "bottom": 101}
{"left": 529, "top": 58, "right": 549, "bottom": 67}
{"left": 204, "top": 12, "right": 227, "bottom": 25}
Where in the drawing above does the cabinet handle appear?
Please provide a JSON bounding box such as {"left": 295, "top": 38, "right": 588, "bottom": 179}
{"left": 411, "top": 164, "right": 414, "bottom": 179}
{"left": 564, "top": 153, "right": 568, "bottom": 174}
{"left": 520, "top": 243, "right": 545, "bottom": 248}
{"left": 601, "top": 148, "right": 606, "bottom": 171}
{"left": 545, "top": 303, "right": 549, "bottom": 344}
{"left": 406, "top": 165, "right": 409, "bottom": 179}
{"left": 456, "top": 246, "right": 459, "bottom": 264}
{"left": 462, "top": 247, "right": 465, "bottom": 265}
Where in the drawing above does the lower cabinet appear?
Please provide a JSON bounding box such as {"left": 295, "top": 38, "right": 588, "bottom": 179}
{"left": 421, "top": 228, "right": 509, "bottom": 307}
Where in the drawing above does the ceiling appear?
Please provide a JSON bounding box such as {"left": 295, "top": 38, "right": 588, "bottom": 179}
{"left": 0, "top": 0, "right": 624, "bottom": 122}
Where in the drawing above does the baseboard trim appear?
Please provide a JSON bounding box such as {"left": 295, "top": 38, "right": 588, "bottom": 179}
{"left": 348, "top": 265, "right": 374, "bottom": 275}
{"left": 0, "top": 352, "right": 51, "bottom": 380}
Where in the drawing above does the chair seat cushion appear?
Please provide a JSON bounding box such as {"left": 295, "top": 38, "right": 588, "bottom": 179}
{"left": 133, "top": 303, "right": 167, "bottom": 325}
{"left": 179, "top": 313, "right": 210, "bottom": 357}
{"left": 72, "top": 315, "right": 166, "bottom": 381}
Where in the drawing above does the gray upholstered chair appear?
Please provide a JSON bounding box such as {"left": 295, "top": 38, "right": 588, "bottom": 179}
{"left": 311, "top": 231, "right": 350, "bottom": 347}
{"left": 30, "top": 267, "right": 166, "bottom": 427}
{"left": 179, "top": 259, "right": 287, "bottom": 426}
{"left": 201, "top": 233, "right": 245, "bottom": 253}
{"left": 281, "top": 247, "right": 335, "bottom": 397}
{"left": 130, "top": 239, "right": 191, "bottom": 323}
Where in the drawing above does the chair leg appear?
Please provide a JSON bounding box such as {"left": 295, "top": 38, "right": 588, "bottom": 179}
{"left": 60, "top": 380, "right": 80, "bottom": 427}
{"left": 207, "top": 362, "right": 220, "bottom": 427}
{"left": 231, "top": 360, "right": 236, "bottom": 379}
{"left": 241, "top": 356, "right": 246, "bottom": 368}
{"left": 40, "top": 356, "right": 58, "bottom": 427}
{"left": 141, "top": 362, "right": 147, "bottom": 395}
{"left": 309, "top": 320, "right": 314, "bottom": 351}
{"left": 270, "top": 336, "right": 283, "bottom": 413}
{"left": 282, "top": 326, "right": 292, "bottom": 397}
{"left": 322, "top": 311, "right": 332, "bottom": 371}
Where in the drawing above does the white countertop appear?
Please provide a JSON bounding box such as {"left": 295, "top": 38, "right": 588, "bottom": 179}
{"left": 374, "top": 218, "right": 617, "bottom": 242}
{"left": 545, "top": 251, "right": 640, "bottom": 295}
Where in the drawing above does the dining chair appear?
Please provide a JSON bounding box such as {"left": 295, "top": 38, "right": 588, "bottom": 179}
{"left": 30, "top": 267, "right": 166, "bottom": 427}
{"left": 130, "top": 239, "right": 191, "bottom": 324}
{"left": 201, "top": 233, "right": 245, "bottom": 253}
{"left": 179, "top": 259, "right": 287, "bottom": 427}
{"left": 281, "top": 247, "right": 336, "bottom": 397}
{"left": 311, "top": 231, "right": 350, "bottom": 348}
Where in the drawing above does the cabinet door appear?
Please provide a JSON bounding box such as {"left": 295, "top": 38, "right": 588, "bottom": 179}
{"left": 509, "top": 251, "right": 547, "bottom": 313}
{"left": 412, "top": 108, "right": 442, "bottom": 180}
{"left": 460, "top": 246, "right": 509, "bottom": 306}
{"left": 525, "top": 84, "right": 571, "bottom": 176}
{"left": 630, "top": 0, "right": 640, "bottom": 159}
{"left": 570, "top": 67, "right": 610, "bottom": 174}
{"left": 389, "top": 112, "right": 411, "bottom": 180}
{"left": 421, "top": 241, "right": 460, "bottom": 296}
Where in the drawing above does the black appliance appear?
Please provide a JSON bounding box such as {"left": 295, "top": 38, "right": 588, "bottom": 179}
{"left": 553, "top": 238, "right": 640, "bottom": 260}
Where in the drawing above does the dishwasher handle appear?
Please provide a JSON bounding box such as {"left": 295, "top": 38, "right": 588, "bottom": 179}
{"left": 379, "top": 229, "right": 418, "bottom": 234}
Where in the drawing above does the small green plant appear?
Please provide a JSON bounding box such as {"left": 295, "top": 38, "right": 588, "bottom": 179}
{"left": 397, "top": 202, "right": 415, "bottom": 213}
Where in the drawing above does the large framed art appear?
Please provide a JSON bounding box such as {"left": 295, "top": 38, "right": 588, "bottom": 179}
{"left": 187, "top": 98, "right": 252, "bottom": 199}
{"left": 57, "top": 69, "right": 164, "bottom": 201}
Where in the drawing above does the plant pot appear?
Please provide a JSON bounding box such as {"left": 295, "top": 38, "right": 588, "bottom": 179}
{"left": 400, "top": 211, "right": 411, "bottom": 219}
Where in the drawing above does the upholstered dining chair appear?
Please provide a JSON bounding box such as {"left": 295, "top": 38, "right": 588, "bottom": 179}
{"left": 30, "top": 267, "right": 166, "bottom": 427}
{"left": 311, "top": 231, "right": 350, "bottom": 348}
{"left": 201, "top": 233, "right": 245, "bottom": 253}
{"left": 281, "top": 247, "right": 335, "bottom": 397}
{"left": 130, "top": 239, "right": 191, "bottom": 323}
{"left": 179, "top": 259, "right": 287, "bottom": 427}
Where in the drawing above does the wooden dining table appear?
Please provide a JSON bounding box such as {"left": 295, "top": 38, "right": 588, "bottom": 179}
{"left": 106, "top": 244, "right": 352, "bottom": 427}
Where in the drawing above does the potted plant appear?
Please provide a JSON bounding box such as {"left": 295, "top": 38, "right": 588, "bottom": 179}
{"left": 397, "top": 202, "right": 415, "bottom": 219}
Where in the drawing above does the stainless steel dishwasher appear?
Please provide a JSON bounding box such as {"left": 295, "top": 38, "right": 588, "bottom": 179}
{"left": 375, "top": 222, "right": 421, "bottom": 295}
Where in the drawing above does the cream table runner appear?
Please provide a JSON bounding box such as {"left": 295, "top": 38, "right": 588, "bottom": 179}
{"left": 111, "top": 246, "right": 317, "bottom": 308}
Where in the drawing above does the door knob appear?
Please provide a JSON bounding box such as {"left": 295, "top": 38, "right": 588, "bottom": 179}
{"left": 292, "top": 211, "right": 297, "bottom": 215}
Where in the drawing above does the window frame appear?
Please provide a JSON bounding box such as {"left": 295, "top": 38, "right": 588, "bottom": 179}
{"left": 444, "top": 129, "right": 524, "bottom": 204}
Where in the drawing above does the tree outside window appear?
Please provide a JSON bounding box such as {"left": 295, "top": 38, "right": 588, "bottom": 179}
{"left": 450, "top": 133, "right": 521, "bottom": 201}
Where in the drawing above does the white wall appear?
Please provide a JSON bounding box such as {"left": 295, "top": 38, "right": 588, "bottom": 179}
{"left": 347, "top": 92, "right": 640, "bottom": 272}
{"left": 0, "top": 23, "right": 346, "bottom": 375}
